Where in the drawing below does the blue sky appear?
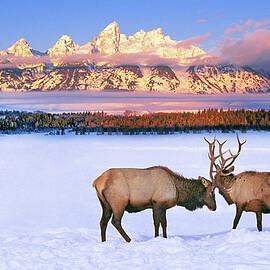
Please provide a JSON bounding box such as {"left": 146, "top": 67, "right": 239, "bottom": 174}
{"left": 1, "top": 0, "right": 270, "bottom": 52}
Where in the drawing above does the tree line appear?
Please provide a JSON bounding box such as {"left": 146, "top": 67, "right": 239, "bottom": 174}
{"left": 1, "top": 109, "right": 270, "bottom": 134}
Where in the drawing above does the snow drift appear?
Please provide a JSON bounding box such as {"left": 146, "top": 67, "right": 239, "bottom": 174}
{"left": 0, "top": 133, "right": 270, "bottom": 269}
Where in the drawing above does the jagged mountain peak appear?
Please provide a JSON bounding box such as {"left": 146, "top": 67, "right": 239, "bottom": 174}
{"left": 156, "top": 27, "right": 162, "bottom": 34}
{"left": 0, "top": 38, "right": 35, "bottom": 57}
{"left": 103, "top": 21, "right": 119, "bottom": 30}
{"left": 9, "top": 38, "right": 32, "bottom": 52}
{"left": 132, "top": 31, "right": 170, "bottom": 49}
{"left": 47, "top": 35, "right": 79, "bottom": 56}
{"left": 13, "top": 38, "right": 29, "bottom": 45}
{"left": 149, "top": 27, "right": 163, "bottom": 35}
{"left": 58, "top": 34, "right": 73, "bottom": 41}
{"left": 98, "top": 21, "right": 120, "bottom": 39}
{"left": 0, "top": 22, "right": 205, "bottom": 66}
{"left": 56, "top": 35, "right": 75, "bottom": 46}
{"left": 95, "top": 22, "right": 121, "bottom": 54}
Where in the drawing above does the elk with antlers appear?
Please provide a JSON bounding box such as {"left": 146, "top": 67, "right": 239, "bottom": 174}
{"left": 202, "top": 135, "right": 270, "bottom": 231}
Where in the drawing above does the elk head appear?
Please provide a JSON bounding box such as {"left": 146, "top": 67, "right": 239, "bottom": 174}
{"left": 204, "top": 135, "right": 246, "bottom": 192}
{"left": 198, "top": 176, "right": 216, "bottom": 211}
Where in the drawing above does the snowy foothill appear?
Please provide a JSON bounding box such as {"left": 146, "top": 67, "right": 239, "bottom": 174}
{"left": 0, "top": 132, "right": 270, "bottom": 269}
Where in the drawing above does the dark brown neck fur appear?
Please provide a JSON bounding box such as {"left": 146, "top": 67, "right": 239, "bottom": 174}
{"left": 149, "top": 166, "right": 206, "bottom": 211}
{"left": 217, "top": 174, "right": 235, "bottom": 205}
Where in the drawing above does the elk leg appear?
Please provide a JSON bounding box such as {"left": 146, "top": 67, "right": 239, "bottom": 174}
{"left": 111, "top": 209, "right": 131, "bottom": 242}
{"left": 152, "top": 205, "right": 162, "bottom": 237}
{"left": 256, "top": 212, "right": 262, "bottom": 231}
{"left": 160, "top": 208, "right": 167, "bottom": 238}
{"left": 99, "top": 198, "right": 112, "bottom": 242}
{"left": 233, "top": 205, "right": 243, "bottom": 229}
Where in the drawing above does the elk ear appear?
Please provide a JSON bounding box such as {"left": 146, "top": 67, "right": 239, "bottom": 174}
{"left": 199, "top": 176, "right": 211, "bottom": 187}
{"left": 223, "top": 166, "right": 235, "bottom": 174}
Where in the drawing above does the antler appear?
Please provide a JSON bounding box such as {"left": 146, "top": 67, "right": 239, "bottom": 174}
{"left": 223, "top": 134, "right": 246, "bottom": 171}
{"left": 205, "top": 134, "right": 246, "bottom": 182}
{"left": 216, "top": 139, "right": 234, "bottom": 176}
{"left": 204, "top": 136, "right": 227, "bottom": 185}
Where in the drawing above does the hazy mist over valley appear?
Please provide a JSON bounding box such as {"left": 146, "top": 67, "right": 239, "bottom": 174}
{"left": 1, "top": 91, "right": 270, "bottom": 113}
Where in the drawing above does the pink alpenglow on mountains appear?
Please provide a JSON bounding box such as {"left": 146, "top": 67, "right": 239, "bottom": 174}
{"left": 0, "top": 22, "right": 270, "bottom": 94}
{"left": 0, "top": 22, "right": 208, "bottom": 66}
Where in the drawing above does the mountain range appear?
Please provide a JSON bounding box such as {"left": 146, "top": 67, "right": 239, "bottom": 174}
{"left": 0, "top": 22, "right": 269, "bottom": 94}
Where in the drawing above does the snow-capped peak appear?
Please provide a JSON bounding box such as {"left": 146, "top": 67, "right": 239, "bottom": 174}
{"left": 0, "top": 38, "right": 35, "bottom": 57}
{"left": 60, "top": 35, "right": 71, "bottom": 40}
{"left": 0, "top": 22, "right": 207, "bottom": 66}
{"left": 95, "top": 22, "right": 121, "bottom": 54}
{"left": 13, "top": 38, "right": 28, "bottom": 46}
{"left": 102, "top": 21, "right": 119, "bottom": 32}
{"left": 126, "top": 27, "right": 170, "bottom": 45}
{"left": 47, "top": 35, "right": 79, "bottom": 56}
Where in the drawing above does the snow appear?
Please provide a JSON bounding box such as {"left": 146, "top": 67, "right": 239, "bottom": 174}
{"left": 1, "top": 229, "right": 270, "bottom": 270}
{"left": 0, "top": 132, "right": 270, "bottom": 269}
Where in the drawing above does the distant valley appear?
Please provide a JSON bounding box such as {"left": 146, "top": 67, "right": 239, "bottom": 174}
{"left": 1, "top": 91, "right": 270, "bottom": 114}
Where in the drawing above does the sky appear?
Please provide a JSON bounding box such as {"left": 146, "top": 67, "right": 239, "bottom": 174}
{"left": 1, "top": 0, "right": 270, "bottom": 69}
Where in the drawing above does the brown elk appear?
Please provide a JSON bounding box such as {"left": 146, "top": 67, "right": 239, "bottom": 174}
{"left": 203, "top": 135, "right": 270, "bottom": 231}
{"left": 93, "top": 166, "right": 216, "bottom": 242}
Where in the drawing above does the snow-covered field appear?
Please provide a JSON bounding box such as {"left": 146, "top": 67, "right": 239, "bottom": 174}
{"left": 0, "top": 132, "right": 270, "bottom": 269}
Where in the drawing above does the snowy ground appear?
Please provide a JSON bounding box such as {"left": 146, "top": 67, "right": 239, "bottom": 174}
{"left": 0, "top": 132, "right": 270, "bottom": 269}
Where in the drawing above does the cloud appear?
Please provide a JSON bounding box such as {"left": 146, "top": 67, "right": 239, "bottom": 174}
{"left": 51, "top": 51, "right": 180, "bottom": 66}
{"left": 52, "top": 54, "right": 94, "bottom": 65}
{"left": 217, "top": 19, "right": 270, "bottom": 70}
{"left": 0, "top": 55, "right": 52, "bottom": 69}
{"left": 0, "top": 52, "right": 180, "bottom": 69}
{"left": 0, "top": 54, "right": 102, "bottom": 69}
{"left": 218, "top": 29, "right": 270, "bottom": 70}
{"left": 224, "top": 19, "right": 254, "bottom": 35}
{"left": 254, "top": 19, "right": 270, "bottom": 28}
{"left": 179, "top": 51, "right": 218, "bottom": 67}
{"left": 224, "top": 19, "right": 270, "bottom": 36}
{"left": 173, "top": 33, "right": 210, "bottom": 49}
{"left": 195, "top": 19, "right": 207, "bottom": 24}
{"left": 97, "top": 52, "right": 180, "bottom": 66}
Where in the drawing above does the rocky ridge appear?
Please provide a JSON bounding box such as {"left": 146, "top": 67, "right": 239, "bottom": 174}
{"left": 1, "top": 64, "right": 269, "bottom": 94}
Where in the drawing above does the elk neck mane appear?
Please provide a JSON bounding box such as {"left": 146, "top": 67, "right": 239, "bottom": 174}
{"left": 217, "top": 173, "right": 237, "bottom": 205}
{"left": 219, "top": 173, "right": 235, "bottom": 190}
{"left": 148, "top": 166, "right": 206, "bottom": 211}
{"left": 217, "top": 171, "right": 259, "bottom": 192}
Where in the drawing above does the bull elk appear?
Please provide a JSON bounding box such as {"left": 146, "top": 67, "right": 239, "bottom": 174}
{"left": 93, "top": 166, "right": 216, "bottom": 242}
{"left": 203, "top": 135, "right": 270, "bottom": 231}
